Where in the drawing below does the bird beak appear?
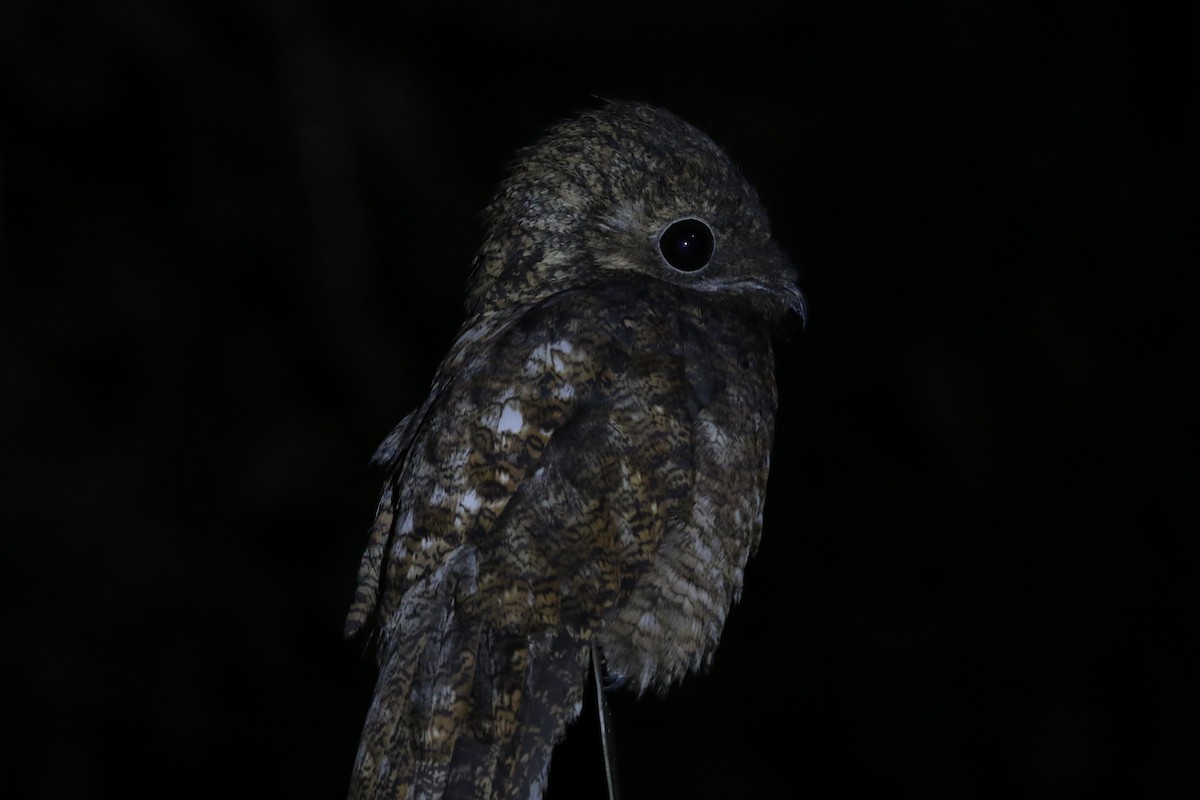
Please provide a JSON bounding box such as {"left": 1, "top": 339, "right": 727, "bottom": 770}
{"left": 770, "top": 254, "right": 808, "bottom": 329}
{"left": 779, "top": 279, "right": 808, "bottom": 329}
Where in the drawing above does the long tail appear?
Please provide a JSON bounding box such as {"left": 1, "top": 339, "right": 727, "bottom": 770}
{"left": 348, "top": 565, "right": 591, "bottom": 800}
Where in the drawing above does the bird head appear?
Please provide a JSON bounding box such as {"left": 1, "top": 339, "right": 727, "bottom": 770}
{"left": 466, "top": 102, "right": 806, "bottom": 326}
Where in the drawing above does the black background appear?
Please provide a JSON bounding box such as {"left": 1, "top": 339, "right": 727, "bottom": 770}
{"left": 3, "top": 2, "right": 1195, "bottom": 798}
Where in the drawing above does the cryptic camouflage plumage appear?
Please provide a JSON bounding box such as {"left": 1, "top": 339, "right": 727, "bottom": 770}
{"left": 346, "top": 101, "right": 804, "bottom": 800}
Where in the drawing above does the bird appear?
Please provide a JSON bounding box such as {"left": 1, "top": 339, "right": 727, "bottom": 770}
{"left": 345, "top": 101, "right": 805, "bottom": 800}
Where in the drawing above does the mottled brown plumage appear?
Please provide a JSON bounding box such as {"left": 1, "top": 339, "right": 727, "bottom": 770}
{"left": 346, "top": 102, "right": 804, "bottom": 800}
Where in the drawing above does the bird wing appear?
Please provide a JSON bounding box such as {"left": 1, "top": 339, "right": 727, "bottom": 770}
{"left": 347, "top": 282, "right": 701, "bottom": 800}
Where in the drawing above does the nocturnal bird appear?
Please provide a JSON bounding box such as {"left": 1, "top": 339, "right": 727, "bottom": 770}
{"left": 345, "top": 101, "right": 805, "bottom": 800}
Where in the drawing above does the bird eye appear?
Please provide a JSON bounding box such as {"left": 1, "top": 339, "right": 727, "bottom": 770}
{"left": 658, "top": 218, "right": 714, "bottom": 272}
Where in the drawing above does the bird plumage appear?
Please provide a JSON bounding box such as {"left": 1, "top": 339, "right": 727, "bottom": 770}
{"left": 346, "top": 102, "right": 803, "bottom": 800}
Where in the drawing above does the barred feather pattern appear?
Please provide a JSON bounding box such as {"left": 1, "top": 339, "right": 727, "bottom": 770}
{"left": 345, "top": 102, "right": 803, "bottom": 800}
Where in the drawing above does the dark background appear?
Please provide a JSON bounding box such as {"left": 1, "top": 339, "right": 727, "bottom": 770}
{"left": 3, "top": 2, "right": 1195, "bottom": 798}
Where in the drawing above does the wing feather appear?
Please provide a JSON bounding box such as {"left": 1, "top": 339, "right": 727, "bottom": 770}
{"left": 347, "top": 280, "right": 770, "bottom": 799}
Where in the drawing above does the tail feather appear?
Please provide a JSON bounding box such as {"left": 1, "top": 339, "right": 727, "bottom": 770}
{"left": 502, "top": 633, "right": 591, "bottom": 798}
{"left": 349, "top": 551, "right": 591, "bottom": 800}
{"left": 350, "top": 634, "right": 419, "bottom": 798}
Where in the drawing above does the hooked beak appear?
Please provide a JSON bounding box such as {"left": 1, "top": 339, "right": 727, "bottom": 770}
{"left": 767, "top": 252, "right": 808, "bottom": 329}
{"left": 779, "top": 279, "right": 808, "bottom": 329}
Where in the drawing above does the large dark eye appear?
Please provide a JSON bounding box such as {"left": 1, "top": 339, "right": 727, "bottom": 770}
{"left": 658, "top": 218, "right": 714, "bottom": 272}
